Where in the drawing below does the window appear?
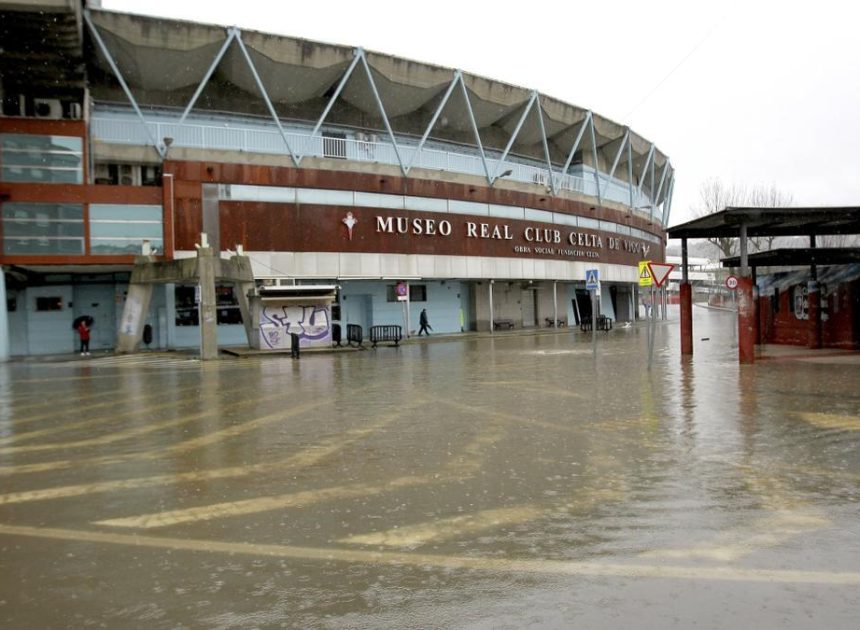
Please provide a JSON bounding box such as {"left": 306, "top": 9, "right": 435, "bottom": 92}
{"left": 175, "top": 285, "right": 243, "bottom": 326}
{"left": 36, "top": 296, "right": 63, "bottom": 311}
{"left": 2, "top": 203, "right": 84, "bottom": 255}
{"left": 93, "top": 163, "right": 161, "bottom": 186}
{"left": 0, "top": 133, "right": 83, "bottom": 184}
{"left": 216, "top": 285, "right": 243, "bottom": 325}
{"left": 175, "top": 286, "right": 199, "bottom": 326}
{"left": 89, "top": 204, "right": 163, "bottom": 255}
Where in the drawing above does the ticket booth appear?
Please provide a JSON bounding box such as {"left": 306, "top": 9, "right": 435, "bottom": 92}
{"left": 249, "top": 283, "right": 338, "bottom": 351}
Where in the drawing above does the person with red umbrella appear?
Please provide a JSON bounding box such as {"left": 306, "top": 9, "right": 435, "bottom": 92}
{"left": 73, "top": 315, "right": 93, "bottom": 356}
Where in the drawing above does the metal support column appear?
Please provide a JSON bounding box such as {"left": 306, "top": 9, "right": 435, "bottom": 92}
{"left": 680, "top": 237, "right": 693, "bottom": 355}
{"left": 84, "top": 10, "right": 165, "bottom": 157}
{"left": 488, "top": 280, "right": 495, "bottom": 333}
{"left": 459, "top": 77, "right": 492, "bottom": 184}
{"left": 405, "top": 72, "right": 461, "bottom": 174}
{"left": 808, "top": 234, "right": 822, "bottom": 349}
{"left": 602, "top": 130, "right": 629, "bottom": 199}
{"left": 535, "top": 94, "right": 556, "bottom": 194}
{"left": 588, "top": 116, "right": 602, "bottom": 206}
{"left": 490, "top": 92, "right": 536, "bottom": 183}
{"left": 233, "top": 29, "right": 299, "bottom": 165}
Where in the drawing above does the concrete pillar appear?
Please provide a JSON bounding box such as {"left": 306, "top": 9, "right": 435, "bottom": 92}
{"left": 197, "top": 246, "right": 219, "bottom": 360}
{"left": 116, "top": 282, "right": 154, "bottom": 354}
{"left": 807, "top": 281, "right": 822, "bottom": 349}
{"left": 680, "top": 282, "right": 693, "bottom": 355}
{"left": 234, "top": 280, "right": 255, "bottom": 346}
{"left": 0, "top": 269, "right": 9, "bottom": 361}
{"left": 202, "top": 184, "right": 221, "bottom": 253}
{"left": 737, "top": 277, "right": 756, "bottom": 364}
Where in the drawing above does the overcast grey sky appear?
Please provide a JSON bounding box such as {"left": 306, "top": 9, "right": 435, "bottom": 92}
{"left": 103, "top": 0, "right": 860, "bottom": 225}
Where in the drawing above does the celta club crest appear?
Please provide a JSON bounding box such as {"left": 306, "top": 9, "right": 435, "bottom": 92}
{"left": 342, "top": 212, "right": 358, "bottom": 241}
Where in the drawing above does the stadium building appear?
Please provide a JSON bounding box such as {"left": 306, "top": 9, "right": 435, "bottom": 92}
{"left": 0, "top": 0, "right": 672, "bottom": 357}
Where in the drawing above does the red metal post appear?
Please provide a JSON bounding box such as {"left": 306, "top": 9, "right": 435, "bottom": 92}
{"left": 680, "top": 281, "right": 693, "bottom": 355}
{"left": 737, "top": 277, "right": 755, "bottom": 364}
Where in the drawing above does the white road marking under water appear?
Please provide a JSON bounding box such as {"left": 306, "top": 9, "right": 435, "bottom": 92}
{"left": 1, "top": 523, "right": 858, "bottom": 585}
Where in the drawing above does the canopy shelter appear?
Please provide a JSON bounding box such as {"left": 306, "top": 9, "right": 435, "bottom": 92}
{"left": 721, "top": 248, "right": 860, "bottom": 268}
{"left": 667, "top": 207, "right": 860, "bottom": 363}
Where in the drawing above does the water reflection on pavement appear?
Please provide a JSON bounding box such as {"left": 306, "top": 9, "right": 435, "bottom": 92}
{"left": 0, "top": 307, "right": 858, "bottom": 629}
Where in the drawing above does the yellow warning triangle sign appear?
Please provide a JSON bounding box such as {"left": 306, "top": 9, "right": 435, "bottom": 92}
{"left": 638, "top": 261, "right": 653, "bottom": 287}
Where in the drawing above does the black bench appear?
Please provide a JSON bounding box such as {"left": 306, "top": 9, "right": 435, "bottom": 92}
{"left": 580, "top": 315, "right": 613, "bottom": 332}
{"left": 346, "top": 324, "right": 363, "bottom": 347}
{"left": 493, "top": 319, "right": 515, "bottom": 330}
{"left": 369, "top": 325, "right": 402, "bottom": 347}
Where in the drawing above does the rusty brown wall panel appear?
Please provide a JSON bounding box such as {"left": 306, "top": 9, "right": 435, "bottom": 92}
{"left": 166, "top": 160, "right": 665, "bottom": 263}
{"left": 216, "top": 202, "right": 658, "bottom": 266}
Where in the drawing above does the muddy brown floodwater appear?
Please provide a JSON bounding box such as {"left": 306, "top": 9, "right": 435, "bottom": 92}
{"left": 1, "top": 306, "right": 858, "bottom": 628}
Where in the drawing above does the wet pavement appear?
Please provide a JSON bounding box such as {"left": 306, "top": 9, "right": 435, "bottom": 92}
{"left": 1, "top": 307, "right": 859, "bottom": 628}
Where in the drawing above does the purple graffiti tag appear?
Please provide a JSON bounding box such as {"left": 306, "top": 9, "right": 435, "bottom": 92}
{"left": 260, "top": 304, "right": 332, "bottom": 348}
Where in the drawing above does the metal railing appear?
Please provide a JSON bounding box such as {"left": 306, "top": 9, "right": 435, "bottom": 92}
{"left": 91, "top": 109, "right": 661, "bottom": 222}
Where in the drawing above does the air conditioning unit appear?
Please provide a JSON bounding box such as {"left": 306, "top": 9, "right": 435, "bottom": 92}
{"left": 532, "top": 172, "right": 548, "bottom": 186}
{"left": 33, "top": 98, "right": 62, "bottom": 119}
{"left": 94, "top": 164, "right": 112, "bottom": 184}
{"left": 67, "top": 102, "right": 83, "bottom": 120}
{"left": 118, "top": 164, "right": 141, "bottom": 186}
{"left": 1, "top": 94, "right": 27, "bottom": 117}
{"left": 140, "top": 165, "right": 159, "bottom": 186}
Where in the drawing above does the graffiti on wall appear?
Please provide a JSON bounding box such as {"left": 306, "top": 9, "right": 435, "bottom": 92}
{"left": 259, "top": 304, "right": 331, "bottom": 350}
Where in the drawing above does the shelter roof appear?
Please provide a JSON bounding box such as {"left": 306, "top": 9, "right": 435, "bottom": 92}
{"left": 668, "top": 207, "right": 860, "bottom": 240}
{"left": 721, "top": 248, "right": 860, "bottom": 268}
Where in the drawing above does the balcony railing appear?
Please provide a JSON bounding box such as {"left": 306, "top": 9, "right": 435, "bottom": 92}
{"left": 90, "top": 108, "right": 663, "bottom": 223}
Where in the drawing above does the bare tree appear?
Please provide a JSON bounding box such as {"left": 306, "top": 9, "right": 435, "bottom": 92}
{"left": 817, "top": 233, "right": 860, "bottom": 247}
{"left": 693, "top": 178, "right": 748, "bottom": 259}
{"left": 747, "top": 183, "right": 794, "bottom": 252}
{"left": 693, "top": 179, "right": 796, "bottom": 258}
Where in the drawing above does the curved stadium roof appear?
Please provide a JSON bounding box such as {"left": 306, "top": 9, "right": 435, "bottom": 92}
{"left": 85, "top": 9, "right": 671, "bottom": 208}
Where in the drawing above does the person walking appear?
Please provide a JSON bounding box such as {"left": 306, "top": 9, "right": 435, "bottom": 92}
{"left": 418, "top": 308, "right": 432, "bottom": 336}
{"left": 77, "top": 320, "right": 91, "bottom": 356}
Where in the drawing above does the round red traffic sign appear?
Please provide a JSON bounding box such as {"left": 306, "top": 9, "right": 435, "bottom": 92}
{"left": 725, "top": 275, "right": 739, "bottom": 290}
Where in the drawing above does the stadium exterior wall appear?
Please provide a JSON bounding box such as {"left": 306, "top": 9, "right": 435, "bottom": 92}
{"left": 0, "top": 2, "right": 669, "bottom": 356}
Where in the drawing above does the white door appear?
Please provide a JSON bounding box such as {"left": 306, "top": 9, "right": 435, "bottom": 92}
{"left": 521, "top": 289, "right": 536, "bottom": 327}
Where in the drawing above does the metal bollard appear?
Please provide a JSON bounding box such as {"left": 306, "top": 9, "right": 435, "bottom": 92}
{"left": 290, "top": 333, "right": 300, "bottom": 359}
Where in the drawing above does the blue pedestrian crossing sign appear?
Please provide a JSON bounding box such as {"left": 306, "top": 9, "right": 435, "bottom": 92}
{"left": 585, "top": 269, "right": 600, "bottom": 290}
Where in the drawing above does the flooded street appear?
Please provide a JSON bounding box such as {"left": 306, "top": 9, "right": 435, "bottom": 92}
{"left": 1, "top": 307, "right": 859, "bottom": 628}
